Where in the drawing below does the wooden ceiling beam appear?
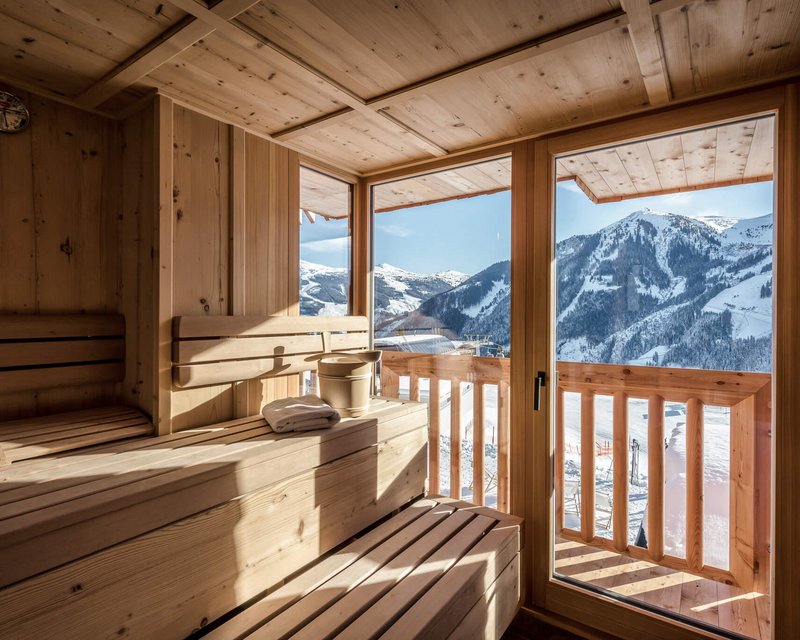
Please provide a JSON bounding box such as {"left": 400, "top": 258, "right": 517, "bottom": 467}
{"left": 620, "top": 0, "right": 672, "bottom": 105}
{"left": 272, "top": 0, "right": 692, "bottom": 143}
{"left": 76, "top": 0, "right": 261, "bottom": 109}
{"left": 166, "top": 0, "right": 447, "bottom": 157}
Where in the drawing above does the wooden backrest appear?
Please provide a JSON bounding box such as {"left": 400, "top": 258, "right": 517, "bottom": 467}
{"left": 0, "top": 315, "right": 125, "bottom": 393}
{"left": 172, "top": 315, "right": 370, "bottom": 388}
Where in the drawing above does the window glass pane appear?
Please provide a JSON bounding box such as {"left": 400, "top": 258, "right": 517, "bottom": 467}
{"left": 299, "top": 167, "right": 352, "bottom": 316}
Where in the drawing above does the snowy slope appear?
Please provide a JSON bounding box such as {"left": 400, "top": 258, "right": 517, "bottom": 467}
{"left": 721, "top": 213, "right": 773, "bottom": 245}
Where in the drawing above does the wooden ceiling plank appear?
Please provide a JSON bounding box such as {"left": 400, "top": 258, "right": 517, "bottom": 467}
{"left": 165, "top": 0, "right": 446, "bottom": 157}
{"left": 616, "top": 141, "right": 662, "bottom": 194}
{"left": 620, "top": 0, "right": 672, "bottom": 105}
{"left": 714, "top": 121, "right": 756, "bottom": 182}
{"left": 647, "top": 135, "right": 687, "bottom": 191}
{"left": 271, "top": 7, "right": 632, "bottom": 141}
{"left": 76, "top": 0, "right": 261, "bottom": 108}
{"left": 743, "top": 117, "right": 775, "bottom": 180}
{"left": 680, "top": 127, "right": 718, "bottom": 187}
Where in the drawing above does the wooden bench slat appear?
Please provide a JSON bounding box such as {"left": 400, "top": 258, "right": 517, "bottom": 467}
{"left": 335, "top": 512, "right": 497, "bottom": 640}
{"left": 293, "top": 509, "right": 476, "bottom": 640}
{"left": 173, "top": 332, "right": 367, "bottom": 364}
{"left": 0, "top": 362, "right": 125, "bottom": 393}
{"left": 173, "top": 314, "right": 369, "bottom": 338}
{"left": 0, "top": 339, "right": 124, "bottom": 369}
{"left": 381, "top": 516, "right": 521, "bottom": 640}
{"left": 202, "top": 499, "right": 440, "bottom": 640}
{"left": 250, "top": 503, "right": 456, "bottom": 639}
{"left": 1, "top": 416, "right": 151, "bottom": 450}
{"left": 0, "top": 422, "right": 267, "bottom": 507}
{"left": 0, "top": 315, "right": 124, "bottom": 340}
{"left": 0, "top": 406, "right": 138, "bottom": 435}
{"left": 4, "top": 425, "right": 155, "bottom": 464}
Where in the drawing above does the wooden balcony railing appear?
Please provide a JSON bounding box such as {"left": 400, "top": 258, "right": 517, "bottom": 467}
{"left": 378, "top": 351, "right": 511, "bottom": 512}
{"left": 557, "top": 362, "right": 772, "bottom": 591}
{"left": 377, "top": 353, "right": 771, "bottom": 592}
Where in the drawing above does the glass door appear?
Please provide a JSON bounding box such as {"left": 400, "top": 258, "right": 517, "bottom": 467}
{"left": 538, "top": 115, "right": 776, "bottom": 639}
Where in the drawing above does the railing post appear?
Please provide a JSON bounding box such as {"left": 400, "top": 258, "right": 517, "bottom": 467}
{"left": 429, "top": 376, "right": 441, "bottom": 495}
{"left": 498, "top": 380, "right": 510, "bottom": 513}
{"left": 450, "top": 378, "right": 462, "bottom": 500}
{"left": 730, "top": 393, "right": 757, "bottom": 590}
{"left": 555, "top": 386, "right": 565, "bottom": 531}
{"left": 647, "top": 395, "right": 665, "bottom": 562}
{"left": 473, "top": 382, "right": 485, "bottom": 505}
{"left": 409, "top": 373, "right": 420, "bottom": 402}
{"left": 380, "top": 363, "right": 400, "bottom": 398}
{"left": 612, "top": 391, "right": 628, "bottom": 553}
{"left": 686, "top": 397, "right": 704, "bottom": 573}
{"left": 581, "top": 390, "right": 595, "bottom": 543}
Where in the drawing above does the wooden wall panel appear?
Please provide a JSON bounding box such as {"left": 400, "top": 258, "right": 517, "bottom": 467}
{"left": 244, "top": 133, "right": 301, "bottom": 416}
{"left": 0, "top": 88, "right": 122, "bottom": 420}
{"left": 155, "top": 105, "right": 301, "bottom": 430}
{"left": 120, "top": 100, "right": 157, "bottom": 421}
{"left": 169, "top": 105, "right": 234, "bottom": 429}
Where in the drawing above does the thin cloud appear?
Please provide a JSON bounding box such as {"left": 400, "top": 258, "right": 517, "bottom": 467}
{"left": 301, "top": 236, "right": 350, "bottom": 253}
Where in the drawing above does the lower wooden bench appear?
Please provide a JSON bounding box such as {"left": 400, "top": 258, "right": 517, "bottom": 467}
{"left": 0, "top": 405, "right": 154, "bottom": 465}
{"left": 202, "top": 496, "right": 522, "bottom": 640}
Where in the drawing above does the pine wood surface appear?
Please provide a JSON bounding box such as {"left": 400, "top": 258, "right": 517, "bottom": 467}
{"left": 202, "top": 496, "right": 522, "bottom": 640}
{"left": 0, "top": 397, "right": 426, "bottom": 591}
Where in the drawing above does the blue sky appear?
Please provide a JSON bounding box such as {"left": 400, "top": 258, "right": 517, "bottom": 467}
{"left": 556, "top": 179, "right": 774, "bottom": 241}
{"left": 300, "top": 180, "right": 773, "bottom": 275}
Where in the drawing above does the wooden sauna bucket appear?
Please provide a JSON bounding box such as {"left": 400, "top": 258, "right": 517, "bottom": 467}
{"left": 317, "top": 351, "right": 381, "bottom": 418}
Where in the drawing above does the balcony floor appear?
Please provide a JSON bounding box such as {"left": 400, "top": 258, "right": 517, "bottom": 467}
{"left": 554, "top": 538, "right": 770, "bottom": 639}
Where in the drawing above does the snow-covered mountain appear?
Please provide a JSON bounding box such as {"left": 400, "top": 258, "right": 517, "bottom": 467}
{"left": 556, "top": 208, "right": 773, "bottom": 371}
{"left": 306, "top": 208, "right": 773, "bottom": 371}
{"left": 386, "top": 260, "right": 511, "bottom": 346}
{"left": 300, "top": 260, "right": 468, "bottom": 319}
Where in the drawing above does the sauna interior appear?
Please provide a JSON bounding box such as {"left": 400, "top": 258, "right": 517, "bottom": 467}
{"left": 0, "top": 1, "right": 798, "bottom": 639}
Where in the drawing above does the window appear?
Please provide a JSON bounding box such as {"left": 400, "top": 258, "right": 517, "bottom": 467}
{"left": 299, "top": 166, "right": 352, "bottom": 316}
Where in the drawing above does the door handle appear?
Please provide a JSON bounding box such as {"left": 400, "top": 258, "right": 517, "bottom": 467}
{"left": 534, "top": 371, "right": 546, "bottom": 412}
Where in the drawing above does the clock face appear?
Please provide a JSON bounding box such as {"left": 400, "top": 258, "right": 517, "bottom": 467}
{"left": 0, "top": 91, "right": 30, "bottom": 133}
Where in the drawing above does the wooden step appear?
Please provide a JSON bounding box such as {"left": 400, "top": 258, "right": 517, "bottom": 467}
{"left": 204, "top": 496, "right": 523, "bottom": 640}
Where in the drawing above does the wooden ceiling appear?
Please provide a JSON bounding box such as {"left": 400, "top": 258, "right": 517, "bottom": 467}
{"left": 557, "top": 116, "right": 775, "bottom": 203}
{"left": 1, "top": 0, "right": 798, "bottom": 174}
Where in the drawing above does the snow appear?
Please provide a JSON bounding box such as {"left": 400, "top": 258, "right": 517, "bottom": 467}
{"left": 462, "top": 279, "right": 508, "bottom": 318}
{"left": 703, "top": 273, "right": 772, "bottom": 339}
{"left": 694, "top": 214, "right": 740, "bottom": 233}
{"left": 627, "top": 344, "right": 669, "bottom": 366}
{"left": 561, "top": 393, "right": 732, "bottom": 569}
{"left": 721, "top": 214, "right": 773, "bottom": 245}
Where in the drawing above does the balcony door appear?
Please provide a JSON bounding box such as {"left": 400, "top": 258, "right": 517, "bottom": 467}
{"left": 515, "top": 86, "right": 799, "bottom": 640}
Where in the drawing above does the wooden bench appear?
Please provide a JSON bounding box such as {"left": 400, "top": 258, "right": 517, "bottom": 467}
{"left": 0, "top": 398, "right": 428, "bottom": 638}
{"left": 0, "top": 314, "right": 153, "bottom": 464}
{"left": 0, "top": 405, "right": 153, "bottom": 464}
{"left": 203, "top": 496, "right": 522, "bottom": 640}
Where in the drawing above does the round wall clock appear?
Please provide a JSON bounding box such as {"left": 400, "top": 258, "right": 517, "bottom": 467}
{"left": 0, "top": 91, "right": 30, "bottom": 133}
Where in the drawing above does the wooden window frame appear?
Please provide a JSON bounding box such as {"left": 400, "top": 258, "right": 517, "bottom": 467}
{"left": 298, "top": 157, "right": 359, "bottom": 317}
{"left": 513, "top": 82, "right": 798, "bottom": 639}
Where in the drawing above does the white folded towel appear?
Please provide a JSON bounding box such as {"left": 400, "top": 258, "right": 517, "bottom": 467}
{"left": 261, "top": 394, "right": 341, "bottom": 433}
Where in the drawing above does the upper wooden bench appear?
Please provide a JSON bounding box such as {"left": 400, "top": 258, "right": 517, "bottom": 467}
{"left": 0, "top": 314, "right": 153, "bottom": 464}
{"left": 203, "top": 496, "right": 522, "bottom": 640}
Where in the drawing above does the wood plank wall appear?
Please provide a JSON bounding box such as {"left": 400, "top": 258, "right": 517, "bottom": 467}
{"left": 0, "top": 87, "right": 123, "bottom": 420}
{"left": 0, "top": 88, "right": 301, "bottom": 431}
{"left": 128, "top": 98, "right": 301, "bottom": 431}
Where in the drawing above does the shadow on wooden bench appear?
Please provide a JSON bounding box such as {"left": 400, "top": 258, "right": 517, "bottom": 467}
{"left": 0, "top": 314, "right": 153, "bottom": 464}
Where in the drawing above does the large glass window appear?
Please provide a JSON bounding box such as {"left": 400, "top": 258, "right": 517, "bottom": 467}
{"left": 299, "top": 166, "right": 352, "bottom": 316}
{"left": 552, "top": 116, "right": 774, "bottom": 638}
